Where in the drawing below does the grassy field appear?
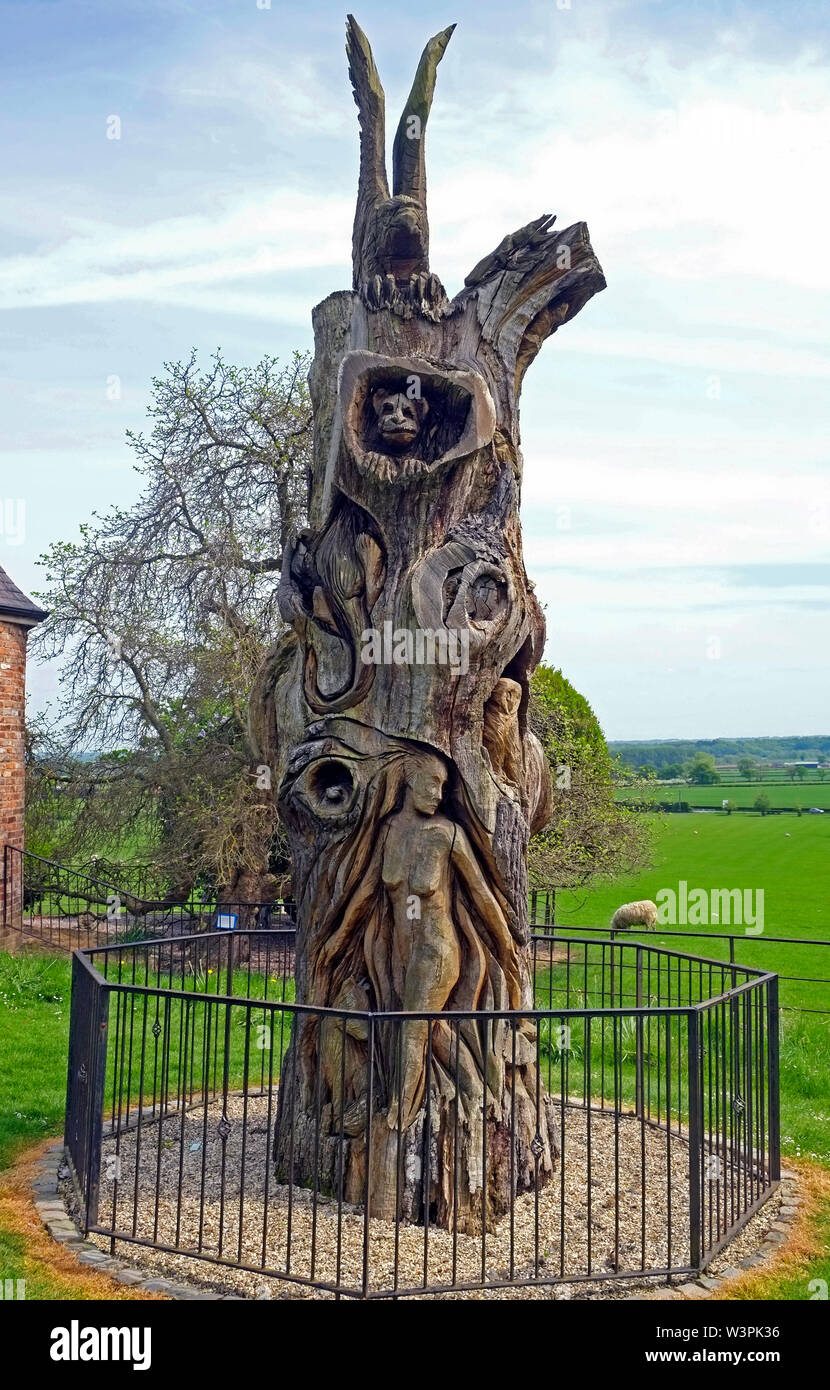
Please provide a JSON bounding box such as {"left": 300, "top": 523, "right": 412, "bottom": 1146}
{"left": 0, "top": 954, "right": 71, "bottom": 1169}
{"left": 0, "top": 952, "right": 295, "bottom": 1298}
{"left": 713, "top": 768, "right": 830, "bottom": 783}
{"left": 557, "top": 812, "right": 830, "bottom": 935}
{"left": 0, "top": 953, "right": 169, "bottom": 1300}
{"left": 616, "top": 781, "right": 830, "bottom": 809}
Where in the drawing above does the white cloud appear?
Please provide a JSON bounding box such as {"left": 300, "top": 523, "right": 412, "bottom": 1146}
{"left": 2, "top": 34, "right": 829, "bottom": 315}
{"left": 0, "top": 191, "right": 352, "bottom": 311}
{"left": 426, "top": 40, "right": 830, "bottom": 293}
{"left": 549, "top": 329, "right": 829, "bottom": 380}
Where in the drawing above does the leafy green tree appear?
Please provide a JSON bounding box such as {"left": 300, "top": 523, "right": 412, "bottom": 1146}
{"left": 754, "top": 792, "right": 772, "bottom": 816}
{"left": 686, "top": 752, "right": 721, "bottom": 785}
{"left": 527, "top": 666, "right": 654, "bottom": 890}
{"left": 737, "top": 757, "right": 755, "bottom": 782}
{"left": 661, "top": 763, "right": 684, "bottom": 780}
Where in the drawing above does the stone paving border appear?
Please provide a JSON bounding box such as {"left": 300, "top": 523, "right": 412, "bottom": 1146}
{"left": 31, "top": 1140, "right": 224, "bottom": 1300}
{"left": 628, "top": 1166, "right": 801, "bottom": 1300}
{"left": 30, "top": 1140, "right": 801, "bottom": 1302}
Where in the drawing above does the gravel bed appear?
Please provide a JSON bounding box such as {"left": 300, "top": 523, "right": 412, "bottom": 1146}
{"left": 81, "top": 1092, "right": 782, "bottom": 1300}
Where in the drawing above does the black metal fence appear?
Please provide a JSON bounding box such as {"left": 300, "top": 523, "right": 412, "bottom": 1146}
{"left": 2, "top": 845, "right": 295, "bottom": 950}
{"left": 63, "top": 930, "right": 779, "bottom": 1299}
{"left": 6, "top": 848, "right": 823, "bottom": 1020}
{"left": 528, "top": 894, "right": 830, "bottom": 1018}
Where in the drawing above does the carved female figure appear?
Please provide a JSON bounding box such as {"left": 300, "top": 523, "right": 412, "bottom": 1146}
{"left": 278, "top": 736, "right": 542, "bottom": 1224}
{"left": 310, "top": 745, "right": 522, "bottom": 1119}
{"left": 378, "top": 753, "right": 521, "bottom": 1130}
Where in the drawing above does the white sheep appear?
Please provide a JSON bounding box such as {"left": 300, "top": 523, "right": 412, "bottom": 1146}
{"left": 610, "top": 899, "right": 658, "bottom": 932}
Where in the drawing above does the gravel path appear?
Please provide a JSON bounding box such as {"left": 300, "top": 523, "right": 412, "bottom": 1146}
{"left": 83, "top": 1092, "right": 781, "bottom": 1300}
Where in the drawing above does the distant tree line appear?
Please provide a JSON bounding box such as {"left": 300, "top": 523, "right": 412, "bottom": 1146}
{"left": 610, "top": 735, "right": 830, "bottom": 772}
{"left": 618, "top": 751, "right": 828, "bottom": 786}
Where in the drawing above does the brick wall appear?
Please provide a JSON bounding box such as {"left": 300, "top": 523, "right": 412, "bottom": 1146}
{"left": 0, "top": 618, "right": 28, "bottom": 935}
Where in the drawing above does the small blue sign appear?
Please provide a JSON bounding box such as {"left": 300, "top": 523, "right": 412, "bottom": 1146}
{"left": 216, "top": 912, "right": 237, "bottom": 932}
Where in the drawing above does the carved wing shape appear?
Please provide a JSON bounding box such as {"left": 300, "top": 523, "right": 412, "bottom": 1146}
{"left": 346, "top": 15, "right": 390, "bottom": 284}
{"left": 392, "top": 23, "right": 456, "bottom": 205}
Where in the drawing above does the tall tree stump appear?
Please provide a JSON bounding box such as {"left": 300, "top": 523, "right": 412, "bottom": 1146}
{"left": 251, "top": 15, "right": 605, "bottom": 1233}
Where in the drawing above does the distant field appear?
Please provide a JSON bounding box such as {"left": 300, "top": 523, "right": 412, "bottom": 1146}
{"left": 716, "top": 769, "right": 830, "bottom": 783}
{"left": 556, "top": 811, "right": 830, "bottom": 939}
{"left": 27, "top": 813, "right": 158, "bottom": 872}
{"left": 616, "top": 781, "right": 830, "bottom": 810}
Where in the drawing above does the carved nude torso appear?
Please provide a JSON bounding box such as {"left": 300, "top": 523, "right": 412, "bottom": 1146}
{"left": 381, "top": 759, "right": 461, "bottom": 1127}
{"left": 383, "top": 808, "right": 460, "bottom": 1003}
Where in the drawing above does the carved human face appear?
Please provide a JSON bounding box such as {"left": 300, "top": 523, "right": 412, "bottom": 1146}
{"left": 371, "top": 388, "right": 428, "bottom": 453}
{"left": 408, "top": 759, "right": 446, "bottom": 815}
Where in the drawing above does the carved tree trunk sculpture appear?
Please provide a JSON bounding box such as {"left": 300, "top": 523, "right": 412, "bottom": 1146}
{"left": 250, "top": 15, "right": 605, "bottom": 1234}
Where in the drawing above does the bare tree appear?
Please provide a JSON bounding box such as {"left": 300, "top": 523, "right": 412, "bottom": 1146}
{"left": 31, "top": 349, "right": 311, "bottom": 898}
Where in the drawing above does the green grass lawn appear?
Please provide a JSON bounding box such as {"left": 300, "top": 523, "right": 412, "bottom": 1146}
{"left": 555, "top": 810, "right": 830, "bottom": 938}
{"left": 0, "top": 954, "right": 71, "bottom": 1168}
{"left": 0, "top": 953, "right": 74, "bottom": 1297}
{"left": 0, "top": 952, "right": 294, "bottom": 1298}
{"left": 0, "top": 949, "right": 296, "bottom": 1172}
{"left": 552, "top": 812, "right": 830, "bottom": 1160}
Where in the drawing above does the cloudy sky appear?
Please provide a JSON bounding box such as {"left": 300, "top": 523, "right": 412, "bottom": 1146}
{"left": 1, "top": 0, "right": 828, "bottom": 739}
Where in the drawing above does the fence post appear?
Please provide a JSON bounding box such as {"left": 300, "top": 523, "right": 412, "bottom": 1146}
{"left": 362, "top": 1013, "right": 375, "bottom": 1300}
{"left": 635, "top": 947, "right": 644, "bottom": 1119}
{"left": 1, "top": 844, "right": 22, "bottom": 938}
{"left": 766, "top": 975, "right": 781, "bottom": 1182}
{"left": 687, "top": 1009, "right": 703, "bottom": 1270}
{"left": 84, "top": 976, "right": 110, "bottom": 1231}
{"left": 225, "top": 927, "right": 235, "bottom": 999}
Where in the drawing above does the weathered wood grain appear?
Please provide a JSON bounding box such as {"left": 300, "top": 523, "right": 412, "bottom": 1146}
{"left": 252, "top": 16, "right": 605, "bottom": 1233}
